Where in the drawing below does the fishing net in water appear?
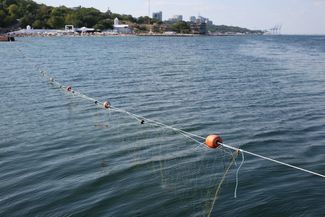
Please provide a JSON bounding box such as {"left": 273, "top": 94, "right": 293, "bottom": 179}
{"left": 94, "top": 108, "right": 241, "bottom": 217}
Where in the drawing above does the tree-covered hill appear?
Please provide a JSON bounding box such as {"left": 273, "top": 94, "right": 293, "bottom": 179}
{"left": 0, "top": 0, "right": 138, "bottom": 30}
{"left": 0, "top": 0, "right": 263, "bottom": 34}
{"left": 209, "top": 25, "right": 263, "bottom": 34}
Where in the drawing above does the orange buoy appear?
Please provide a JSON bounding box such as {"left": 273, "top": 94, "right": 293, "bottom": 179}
{"left": 205, "top": 135, "right": 223, "bottom": 149}
{"left": 66, "top": 86, "right": 72, "bottom": 92}
{"left": 103, "top": 101, "right": 111, "bottom": 109}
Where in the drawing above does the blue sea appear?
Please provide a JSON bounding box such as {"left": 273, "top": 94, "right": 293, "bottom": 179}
{"left": 1, "top": 35, "right": 325, "bottom": 217}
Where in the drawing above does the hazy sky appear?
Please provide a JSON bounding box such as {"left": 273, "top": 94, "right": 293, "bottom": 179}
{"left": 35, "top": 0, "right": 325, "bottom": 34}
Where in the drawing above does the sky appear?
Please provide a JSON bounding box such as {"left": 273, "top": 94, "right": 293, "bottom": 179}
{"left": 35, "top": 0, "right": 325, "bottom": 34}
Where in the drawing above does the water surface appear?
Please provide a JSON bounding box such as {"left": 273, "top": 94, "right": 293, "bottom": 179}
{"left": 1, "top": 35, "right": 325, "bottom": 217}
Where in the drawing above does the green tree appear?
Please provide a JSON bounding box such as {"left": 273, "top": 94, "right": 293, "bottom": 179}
{"left": 4, "top": 14, "right": 15, "bottom": 26}
{"left": 47, "top": 15, "right": 64, "bottom": 28}
{"left": 8, "top": 3, "right": 18, "bottom": 16}
{"left": 36, "top": 5, "right": 50, "bottom": 19}
{"left": 65, "top": 12, "right": 79, "bottom": 26}
{"left": 120, "top": 14, "right": 136, "bottom": 23}
{"left": 93, "top": 19, "right": 113, "bottom": 30}
{"left": 76, "top": 7, "right": 101, "bottom": 27}
{"left": 137, "top": 16, "right": 151, "bottom": 24}
{"left": 171, "top": 21, "right": 191, "bottom": 33}
{"left": 32, "top": 19, "right": 43, "bottom": 28}
{"left": 104, "top": 8, "right": 112, "bottom": 19}
{"left": 4, "top": 0, "right": 17, "bottom": 5}
{"left": 19, "top": 15, "right": 31, "bottom": 27}
{"left": 47, "top": 7, "right": 66, "bottom": 28}
{"left": 0, "top": 9, "right": 7, "bottom": 27}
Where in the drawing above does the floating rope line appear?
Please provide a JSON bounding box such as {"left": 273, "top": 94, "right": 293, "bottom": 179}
{"left": 14, "top": 45, "right": 325, "bottom": 195}
{"left": 220, "top": 143, "right": 325, "bottom": 178}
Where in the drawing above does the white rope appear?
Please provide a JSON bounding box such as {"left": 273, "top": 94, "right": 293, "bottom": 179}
{"left": 220, "top": 143, "right": 325, "bottom": 178}
{"left": 234, "top": 150, "right": 245, "bottom": 198}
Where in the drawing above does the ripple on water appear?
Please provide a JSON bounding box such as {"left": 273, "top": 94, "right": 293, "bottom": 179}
{"left": 1, "top": 36, "right": 325, "bottom": 217}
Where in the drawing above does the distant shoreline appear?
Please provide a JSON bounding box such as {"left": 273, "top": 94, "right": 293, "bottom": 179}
{"left": 8, "top": 31, "right": 264, "bottom": 38}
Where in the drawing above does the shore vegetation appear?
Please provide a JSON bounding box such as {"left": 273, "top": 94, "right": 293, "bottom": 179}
{"left": 0, "top": 0, "right": 263, "bottom": 34}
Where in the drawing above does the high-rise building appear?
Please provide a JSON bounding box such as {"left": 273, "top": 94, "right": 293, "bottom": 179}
{"left": 197, "top": 16, "right": 207, "bottom": 23}
{"left": 199, "top": 22, "right": 207, "bottom": 34}
{"left": 207, "top": 19, "right": 213, "bottom": 26}
{"left": 189, "top": 15, "right": 211, "bottom": 34}
{"left": 152, "top": 11, "right": 163, "bottom": 21}
{"left": 173, "top": 15, "right": 183, "bottom": 21}
{"left": 169, "top": 15, "right": 183, "bottom": 22}
{"left": 190, "top": 16, "right": 196, "bottom": 23}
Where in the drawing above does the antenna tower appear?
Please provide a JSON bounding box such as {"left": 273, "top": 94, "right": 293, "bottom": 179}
{"left": 148, "top": 0, "right": 151, "bottom": 17}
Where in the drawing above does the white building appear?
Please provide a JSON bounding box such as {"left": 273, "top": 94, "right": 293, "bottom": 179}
{"left": 114, "top": 17, "right": 119, "bottom": 26}
{"left": 65, "top": 25, "right": 75, "bottom": 32}
{"left": 113, "top": 18, "right": 132, "bottom": 34}
{"left": 152, "top": 11, "right": 163, "bottom": 21}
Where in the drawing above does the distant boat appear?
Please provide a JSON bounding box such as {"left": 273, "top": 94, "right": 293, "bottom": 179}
{"left": 0, "top": 35, "right": 15, "bottom": 42}
{"left": 75, "top": 27, "right": 95, "bottom": 33}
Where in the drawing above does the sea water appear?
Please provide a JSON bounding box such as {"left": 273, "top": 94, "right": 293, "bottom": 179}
{"left": 1, "top": 35, "right": 325, "bottom": 216}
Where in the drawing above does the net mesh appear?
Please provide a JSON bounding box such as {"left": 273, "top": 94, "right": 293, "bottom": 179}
{"left": 99, "top": 109, "right": 239, "bottom": 216}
